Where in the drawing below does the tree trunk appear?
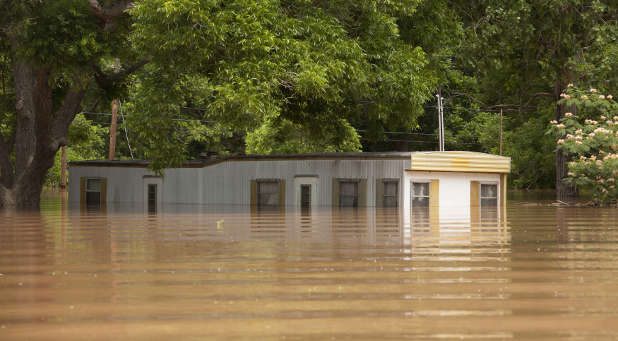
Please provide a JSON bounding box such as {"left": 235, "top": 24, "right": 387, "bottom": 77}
{"left": 554, "top": 78, "right": 578, "bottom": 201}
{"left": 394, "top": 139, "right": 408, "bottom": 152}
{"left": 0, "top": 59, "right": 87, "bottom": 210}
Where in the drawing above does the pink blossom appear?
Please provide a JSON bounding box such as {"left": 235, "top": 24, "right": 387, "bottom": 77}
{"left": 608, "top": 94, "right": 614, "bottom": 99}
{"left": 582, "top": 95, "right": 589, "bottom": 100}
{"left": 599, "top": 95, "right": 606, "bottom": 99}
{"left": 557, "top": 139, "right": 564, "bottom": 144}
{"left": 565, "top": 112, "right": 573, "bottom": 117}
{"left": 590, "top": 88, "right": 597, "bottom": 93}
{"left": 550, "top": 120, "right": 558, "bottom": 124}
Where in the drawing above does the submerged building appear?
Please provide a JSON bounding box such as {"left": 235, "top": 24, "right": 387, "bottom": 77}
{"left": 69, "top": 151, "right": 510, "bottom": 225}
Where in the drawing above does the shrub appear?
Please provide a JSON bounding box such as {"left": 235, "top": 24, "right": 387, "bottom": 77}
{"left": 549, "top": 86, "right": 618, "bottom": 204}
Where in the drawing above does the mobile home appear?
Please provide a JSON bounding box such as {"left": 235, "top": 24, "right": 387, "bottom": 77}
{"left": 69, "top": 151, "right": 510, "bottom": 225}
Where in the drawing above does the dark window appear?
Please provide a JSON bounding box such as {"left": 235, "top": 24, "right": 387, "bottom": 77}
{"left": 301, "top": 184, "right": 311, "bottom": 210}
{"left": 339, "top": 181, "right": 358, "bottom": 207}
{"left": 258, "top": 181, "right": 280, "bottom": 209}
{"left": 86, "top": 179, "right": 102, "bottom": 207}
{"left": 148, "top": 184, "right": 157, "bottom": 213}
{"left": 412, "top": 182, "right": 429, "bottom": 207}
{"left": 383, "top": 180, "right": 398, "bottom": 207}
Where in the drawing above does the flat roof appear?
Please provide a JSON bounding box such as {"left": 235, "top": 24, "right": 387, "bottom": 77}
{"left": 69, "top": 152, "right": 415, "bottom": 168}
{"left": 69, "top": 151, "right": 511, "bottom": 173}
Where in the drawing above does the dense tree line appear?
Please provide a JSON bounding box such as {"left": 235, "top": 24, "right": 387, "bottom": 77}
{"left": 1, "top": 0, "right": 617, "bottom": 208}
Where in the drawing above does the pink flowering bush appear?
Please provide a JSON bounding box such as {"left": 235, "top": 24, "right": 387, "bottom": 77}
{"left": 550, "top": 86, "right": 618, "bottom": 204}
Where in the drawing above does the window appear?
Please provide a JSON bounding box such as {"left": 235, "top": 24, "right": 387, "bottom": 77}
{"left": 258, "top": 180, "right": 281, "bottom": 209}
{"left": 339, "top": 181, "right": 358, "bottom": 207}
{"left": 411, "top": 181, "right": 431, "bottom": 227}
{"left": 480, "top": 183, "right": 498, "bottom": 224}
{"left": 480, "top": 184, "right": 498, "bottom": 207}
{"left": 86, "top": 178, "right": 102, "bottom": 207}
{"left": 412, "top": 182, "right": 430, "bottom": 207}
{"left": 383, "top": 180, "right": 398, "bottom": 207}
{"left": 147, "top": 184, "right": 157, "bottom": 213}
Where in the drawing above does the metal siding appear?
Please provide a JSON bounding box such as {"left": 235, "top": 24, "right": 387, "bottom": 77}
{"left": 69, "top": 159, "right": 409, "bottom": 207}
{"left": 410, "top": 151, "right": 511, "bottom": 173}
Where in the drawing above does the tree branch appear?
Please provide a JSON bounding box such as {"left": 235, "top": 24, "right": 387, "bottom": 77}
{"left": 50, "top": 85, "right": 88, "bottom": 150}
{"left": 87, "top": 0, "right": 134, "bottom": 30}
{"left": 93, "top": 57, "right": 151, "bottom": 91}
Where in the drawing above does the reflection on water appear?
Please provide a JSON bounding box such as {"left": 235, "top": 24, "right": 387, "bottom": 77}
{"left": 1, "top": 200, "right": 618, "bottom": 340}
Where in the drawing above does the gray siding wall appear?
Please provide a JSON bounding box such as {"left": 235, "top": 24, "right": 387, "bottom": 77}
{"left": 69, "top": 159, "right": 409, "bottom": 206}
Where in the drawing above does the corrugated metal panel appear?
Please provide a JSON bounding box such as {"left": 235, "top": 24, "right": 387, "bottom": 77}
{"left": 71, "top": 159, "right": 411, "bottom": 207}
{"left": 410, "top": 151, "right": 510, "bottom": 174}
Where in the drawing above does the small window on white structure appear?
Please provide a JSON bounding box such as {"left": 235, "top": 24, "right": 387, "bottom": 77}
{"left": 339, "top": 181, "right": 359, "bottom": 207}
{"left": 383, "top": 180, "right": 398, "bottom": 207}
{"left": 412, "top": 182, "right": 430, "bottom": 207}
{"left": 258, "top": 181, "right": 281, "bottom": 209}
{"left": 411, "top": 181, "right": 430, "bottom": 228}
{"left": 480, "top": 184, "right": 498, "bottom": 207}
{"left": 480, "top": 183, "right": 499, "bottom": 225}
{"left": 86, "top": 178, "right": 102, "bottom": 207}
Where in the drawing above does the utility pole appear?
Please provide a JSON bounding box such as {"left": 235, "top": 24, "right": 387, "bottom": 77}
{"left": 436, "top": 89, "right": 445, "bottom": 151}
{"left": 109, "top": 99, "right": 118, "bottom": 160}
{"left": 500, "top": 108, "right": 502, "bottom": 155}
{"left": 109, "top": 60, "right": 120, "bottom": 160}
{"left": 60, "top": 146, "right": 67, "bottom": 189}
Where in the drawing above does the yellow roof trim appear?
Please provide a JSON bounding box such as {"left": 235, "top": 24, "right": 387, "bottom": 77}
{"left": 410, "top": 151, "right": 511, "bottom": 174}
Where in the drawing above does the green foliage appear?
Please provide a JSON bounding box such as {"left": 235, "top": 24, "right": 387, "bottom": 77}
{"left": 246, "top": 117, "right": 361, "bottom": 155}
{"left": 550, "top": 87, "right": 618, "bottom": 203}
{"left": 44, "top": 114, "right": 106, "bottom": 187}
{"left": 126, "top": 0, "right": 438, "bottom": 169}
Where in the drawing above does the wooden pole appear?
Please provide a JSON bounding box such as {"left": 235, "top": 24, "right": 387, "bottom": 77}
{"left": 109, "top": 99, "right": 118, "bottom": 160}
{"left": 499, "top": 108, "right": 503, "bottom": 155}
{"left": 60, "top": 146, "right": 67, "bottom": 189}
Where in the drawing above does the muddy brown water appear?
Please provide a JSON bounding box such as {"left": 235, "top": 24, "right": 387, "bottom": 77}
{"left": 1, "top": 198, "right": 618, "bottom": 340}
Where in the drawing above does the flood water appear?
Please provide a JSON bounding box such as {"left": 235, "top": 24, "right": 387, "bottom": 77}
{"left": 2, "top": 196, "right": 618, "bottom": 340}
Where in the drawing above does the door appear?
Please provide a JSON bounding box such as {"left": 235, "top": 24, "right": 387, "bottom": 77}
{"left": 143, "top": 177, "right": 163, "bottom": 213}
{"left": 294, "top": 176, "right": 318, "bottom": 211}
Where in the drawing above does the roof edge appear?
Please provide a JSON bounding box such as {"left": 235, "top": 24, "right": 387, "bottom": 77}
{"left": 68, "top": 152, "right": 415, "bottom": 168}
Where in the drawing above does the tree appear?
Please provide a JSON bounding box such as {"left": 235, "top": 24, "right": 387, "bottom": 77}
{"left": 125, "top": 0, "right": 438, "bottom": 167}
{"left": 449, "top": 0, "right": 618, "bottom": 196}
{"left": 0, "top": 0, "right": 143, "bottom": 208}
{"left": 550, "top": 86, "right": 618, "bottom": 204}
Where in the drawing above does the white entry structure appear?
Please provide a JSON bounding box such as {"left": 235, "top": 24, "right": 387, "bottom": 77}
{"left": 69, "top": 151, "right": 510, "bottom": 225}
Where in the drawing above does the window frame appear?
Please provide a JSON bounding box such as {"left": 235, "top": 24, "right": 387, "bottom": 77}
{"left": 256, "top": 179, "right": 282, "bottom": 210}
{"left": 338, "top": 179, "right": 360, "bottom": 207}
{"left": 479, "top": 182, "right": 499, "bottom": 207}
{"left": 85, "top": 177, "right": 103, "bottom": 207}
{"left": 411, "top": 180, "right": 430, "bottom": 207}
{"left": 382, "top": 179, "right": 399, "bottom": 208}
